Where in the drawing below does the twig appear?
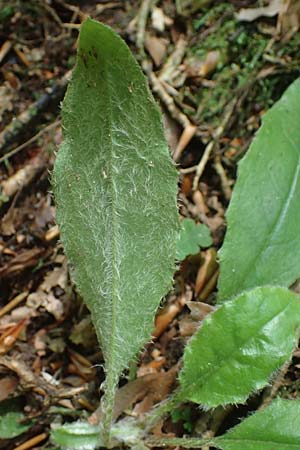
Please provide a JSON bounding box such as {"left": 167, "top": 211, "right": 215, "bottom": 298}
{"left": 1, "top": 152, "right": 49, "bottom": 199}
{"left": 192, "top": 98, "right": 237, "bottom": 191}
{"left": 192, "top": 140, "right": 215, "bottom": 191}
{"left": 159, "top": 35, "right": 187, "bottom": 83}
{"left": 38, "top": 0, "right": 63, "bottom": 26}
{"left": 0, "top": 120, "right": 59, "bottom": 164}
{"left": 0, "top": 40, "right": 13, "bottom": 64}
{"left": 0, "top": 292, "right": 28, "bottom": 318}
{"left": 180, "top": 164, "right": 198, "bottom": 174}
{"left": 173, "top": 123, "right": 197, "bottom": 162}
{"left": 0, "top": 72, "right": 69, "bottom": 157}
{"left": 136, "top": 0, "right": 155, "bottom": 54}
{"left": 214, "top": 154, "right": 232, "bottom": 201}
{"left": 13, "top": 433, "right": 48, "bottom": 450}
{"left": 144, "top": 62, "right": 192, "bottom": 129}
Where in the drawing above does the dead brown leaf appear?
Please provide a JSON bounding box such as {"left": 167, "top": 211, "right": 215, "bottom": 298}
{"left": 236, "top": 0, "right": 285, "bottom": 22}
{"left": 0, "top": 375, "right": 18, "bottom": 401}
{"left": 26, "top": 261, "right": 68, "bottom": 320}
{"left": 145, "top": 35, "right": 168, "bottom": 66}
{"left": 0, "top": 318, "right": 28, "bottom": 355}
{"left": 199, "top": 50, "right": 220, "bottom": 77}
{"left": 89, "top": 365, "right": 178, "bottom": 424}
{"left": 278, "top": 0, "right": 300, "bottom": 37}
{"left": 195, "top": 248, "right": 218, "bottom": 296}
{"left": 0, "top": 248, "right": 43, "bottom": 278}
{"left": 153, "top": 293, "right": 188, "bottom": 338}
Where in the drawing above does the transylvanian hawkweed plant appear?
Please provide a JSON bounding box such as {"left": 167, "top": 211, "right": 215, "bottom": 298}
{"left": 52, "top": 17, "right": 300, "bottom": 450}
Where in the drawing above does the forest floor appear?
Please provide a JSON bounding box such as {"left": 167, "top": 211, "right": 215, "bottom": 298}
{"left": 0, "top": 0, "right": 300, "bottom": 449}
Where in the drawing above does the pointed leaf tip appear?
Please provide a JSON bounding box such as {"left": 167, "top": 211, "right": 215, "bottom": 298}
{"left": 53, "top": 18, "right": 179, "bottom": 399}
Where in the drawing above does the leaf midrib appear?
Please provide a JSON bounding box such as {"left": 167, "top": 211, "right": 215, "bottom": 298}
{"left": 182, "top": 294, "right": 294, "bottom": 403}
{"left": 105, "top": 59, "right": 119, "bottom": 376}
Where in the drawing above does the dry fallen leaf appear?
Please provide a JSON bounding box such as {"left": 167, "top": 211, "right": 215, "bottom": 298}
{"left": 0, "top": 376, "right": 18, "bottom": 401}
{"left": 27, "top": 262, "right": 68, "bottom": 320}
{"left": 236, "top": 0, "right": 285, "bottom": 22}
{"left": 151, "top": 7, "right": 166, "bottom": 32}
{"left": 0, "top": 248, "right": 43, "bottom": 278}
{"left": 145, "top": 35, "right": 168, "bottom": 66}
{"left": 89, "top": 365, "right": 178, "bottom": 424}
{"left": 195, "top": 248, "right": 218, "bottom": 296}
{"left": 199, "top": 51, "right": 220, "bottom": 77}
{"left": 278, "top": 0, "right": 300, "bottom": 37}
{"left": 154, "top": 292, "right": 191, "bottom": 338}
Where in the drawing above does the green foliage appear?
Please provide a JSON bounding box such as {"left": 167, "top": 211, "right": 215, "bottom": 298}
{"left": 179, "top": 286, "right": 300, "bottom": 407}
{"left": 51, "top": 418, "right": 145, "bottom": 450}
{"left": 51, "top": 422, "right": 102, "bottom": 450}
{"left": 0, "top": 6, "right": 14, "bottom": 23}
{"left": 0, "top": 400, "right": 32, "bottom": 439}
{"left": 150, "top": 399, "right": 300, "bottom": 449}
{"left": 53, "top": 14, "right": 300, "bottom": 449}
{"left": 218, "top": 79, "right": 300, "bottom": 302}
{"left": 176, "top": 218, "right": 212, "bottom": 260}
{"left": 214, "top": 399, "right": 300, "bottom": 450}
{"left": 171, "top": 405, "right": 193, "bottom": 432}
{"left": 53, "top": 18, "right": 179, "bottom": 441}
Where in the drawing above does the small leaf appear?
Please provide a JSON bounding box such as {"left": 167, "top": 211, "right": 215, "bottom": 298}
{"left": 0, "top": 412, "right": 30, "bottom": 439}
{"left": 179, "top": 286, "right": 300, "bottom": 407}
{"left": 53, "top": 18, "right": 179, "bottom": 437}
{"left": 0, "top": 410, "right": 31, "bottom": 439}
{"left": 214, "top": 399, "right": 300, "bottom": 450}
{"left": 218, "top": 79, "right": 300, "bottom": 302}
{"left": 0, "top": 399, "right": 32, "bottom": 439}
{"left": 176, "top": 218, "right": 212, "bottom": 260}
{"left": 51, "top": 422, "right": 102, "bottom": 450}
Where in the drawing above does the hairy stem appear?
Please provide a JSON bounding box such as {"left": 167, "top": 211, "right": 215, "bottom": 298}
{"left": 100, "top": 373, "right": 118, "bottom": 448}
{"left": 145, "top": 437, "right": 215, "bottom": 448}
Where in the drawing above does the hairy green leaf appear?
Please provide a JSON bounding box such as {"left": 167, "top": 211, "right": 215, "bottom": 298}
{"left": 179, "top": 286, "right": 300, "bottom": 407}
{"left": 53, "top": 18, "right": 179, "bottom": 436}
{"left": 214, "top": 399, "right": 300, "bottom": 450}
{"left": 176, "top": 218, "right": 212, "bottom": 260}
{"left": 51, "top": 422, "right": 102, "bottom": 450}
{"left": 218, "top": 79, "right": 300, "bottom": 302}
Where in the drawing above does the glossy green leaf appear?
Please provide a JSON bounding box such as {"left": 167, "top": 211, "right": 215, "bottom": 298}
{"left": 214, "top": 399, "right": 300, "bottom": 450}
{"left": 53, "top": 18, "right": 179, "bottom": 437}
{"left": 218, "top": 79, "right": 300, "bottom": 302}
{"left": 51, "top": 422, "right": 102, "bottom": 450}
{"left": 179, "top": 286, "right": 300, "bottom": 407}
{"left": 176, "top": 218, "right": 212, "bottom": 260}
